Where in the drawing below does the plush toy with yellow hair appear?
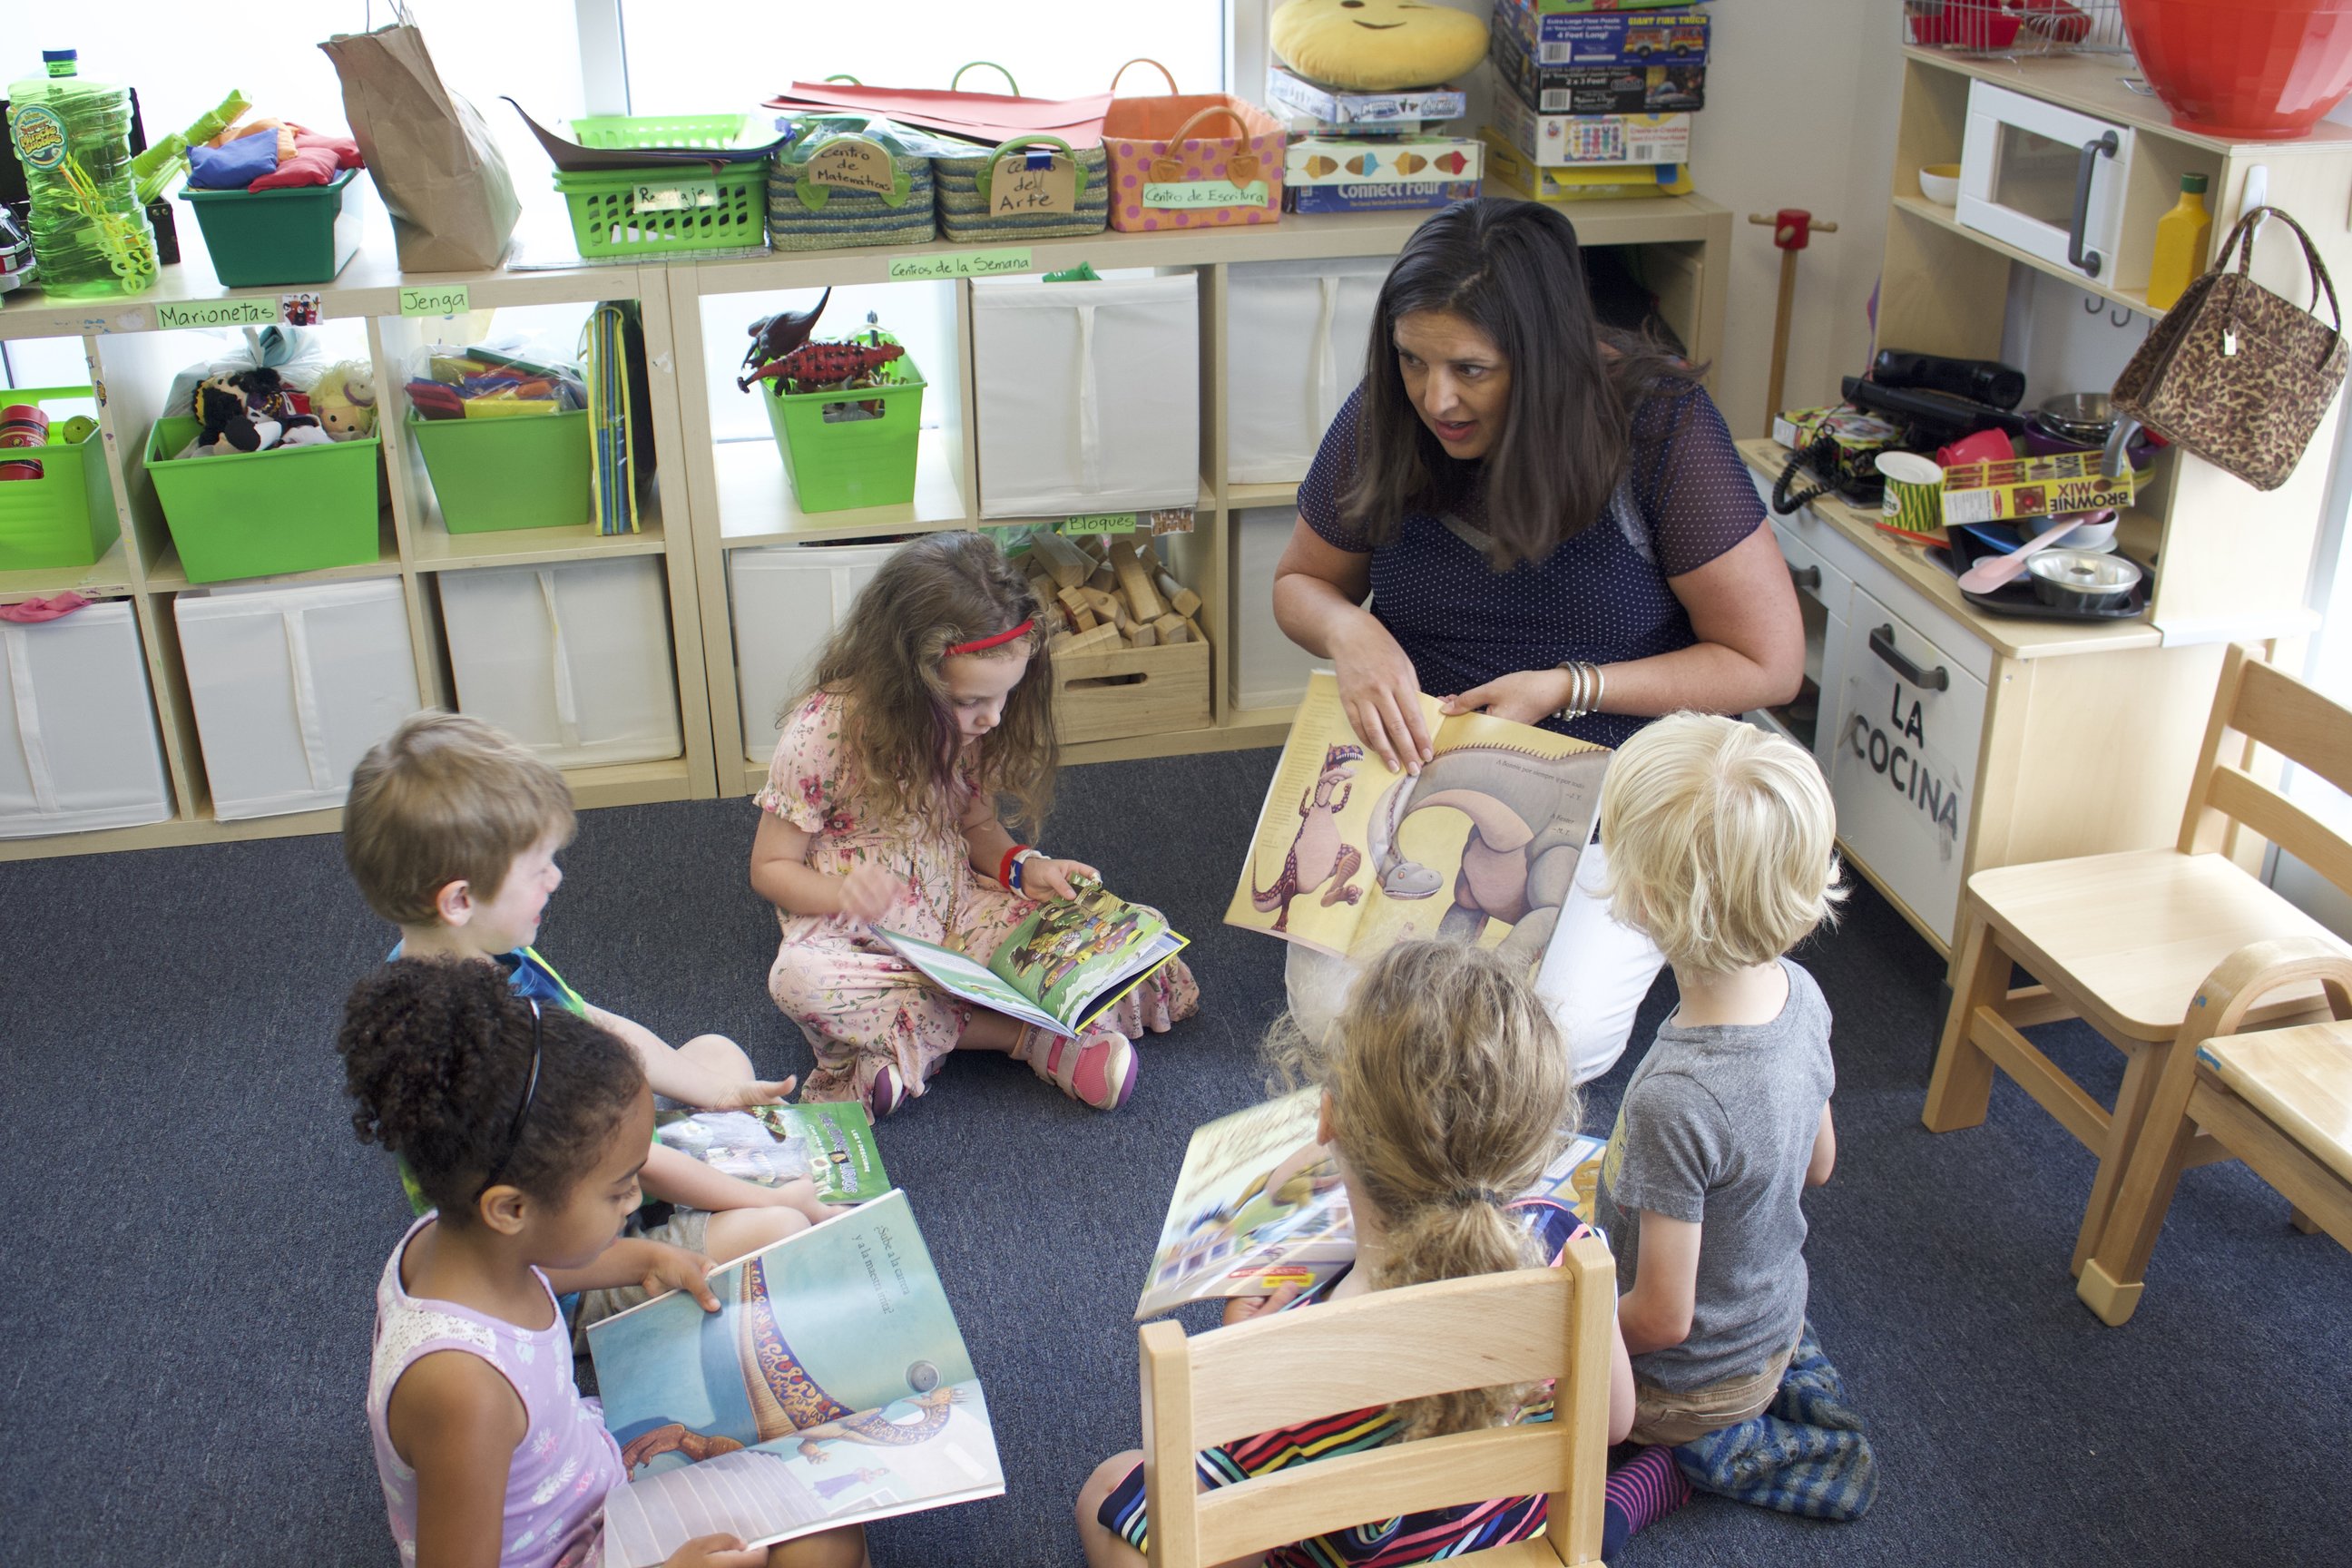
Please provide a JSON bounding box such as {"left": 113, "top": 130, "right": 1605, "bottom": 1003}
{"left": 1270, "top": 0, "right": 1491, "bottom": 92}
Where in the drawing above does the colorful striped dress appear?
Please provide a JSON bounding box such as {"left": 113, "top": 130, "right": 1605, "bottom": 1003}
{"left": 1096, "top": 1199, "right": 1583, "bottom": 1566}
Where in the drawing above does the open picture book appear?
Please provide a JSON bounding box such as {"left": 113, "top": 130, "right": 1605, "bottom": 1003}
{"left": 1134, "top": 1086, "right": 1608, "bottom": 1320}
{"left": 1227, "top": 673, "right": 1612, "bottom": 963}
{"left": 653, "top": 1102, "right": 889, "bottom": 1205}
{"left": 585, "top": 1191, "right": 1001, "bottom": 1567}
{"left": 878, "top": 875, "right": 1188, "bottom": 1038}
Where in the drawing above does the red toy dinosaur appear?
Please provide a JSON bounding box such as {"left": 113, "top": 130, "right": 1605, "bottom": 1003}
{"left": 742, "top": 338, "right": 906, "bottom": 395}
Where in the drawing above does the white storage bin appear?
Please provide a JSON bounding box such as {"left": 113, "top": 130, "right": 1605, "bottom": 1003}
{"left": 972, "top": 273, "right": 1200, "bottom": 518}
{"left": 1225, "top": 257, "right": 1388, "bottom": 484}
{"left": 1232, "top": 505, "right": 1325, "bottom": 711}
{"left": 175, "top": 579, "right": 421, "bottom": 820}
{"left": 436, "top": 557, "right": 682, "bottom": 769}
{"left": 0, "top": 603, "right": 173, "bottom": 839}
{"left": 730, "top": 540, "right": 903, "bottom": 763}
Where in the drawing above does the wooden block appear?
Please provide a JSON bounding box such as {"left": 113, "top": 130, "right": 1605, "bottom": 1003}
{"left": 1029, "top": 527, "right": 1093, "bottom": 590}
{"left": 1055, "top": 621, "right": 1122, "bottom": 654}
{"left": 1087, "top": 564, "right": 1117, "bottom": 593}
{"left": 1183, "top": 615, "right": 1206, "bottom": 644}
{"left": 1079, "top": 533, "right": 1111, "bottom": 559}
{"left": 1056, "top": 585, "right": 1091, "bottom": 620}
{"left": 1080, "top": 586, "right": 1121, "bottom": 621}
{"left": 1130, "top": 622, "right": 1158, "bottom": 648}
{"left": 1108, "top": 537, "right": 1166, "bottom": 622}
{"left": 1152, "top": 612, "right": 1188, "bottom": 644}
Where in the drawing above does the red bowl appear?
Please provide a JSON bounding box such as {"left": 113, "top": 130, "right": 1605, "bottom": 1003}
{"left": 2122, "top": 0, "right": 2352, "bottom": 140}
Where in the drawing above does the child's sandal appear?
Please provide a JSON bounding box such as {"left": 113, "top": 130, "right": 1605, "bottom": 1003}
{"left": 866, "top": 1063, "right": 911, "bottom": 1121}
{"left": 1016, "top": 1024, "right": 1137, "bottom": 1112}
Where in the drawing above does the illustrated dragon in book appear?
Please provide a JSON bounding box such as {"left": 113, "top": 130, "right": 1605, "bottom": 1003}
{"left": 1250, "top": 742, "right": 1365, "bottom": 932}
{"left": 1366, "top": 742, "right": 1613, "bottom": 965}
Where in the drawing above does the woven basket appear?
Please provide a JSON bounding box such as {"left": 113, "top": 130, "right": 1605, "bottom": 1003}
{"left": 766, "top": 115, "right": 941, "bottom": 252}
{"left": 935, "top": 134, "right": 1109, "bottom": 243}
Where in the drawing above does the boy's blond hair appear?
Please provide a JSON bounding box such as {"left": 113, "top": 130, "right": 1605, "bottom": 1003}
{"left": 343, "top": 712, "right": 574, "bottom": 926}
{"left": 1599, "top": 713, "right": 1843, "bottom": 975}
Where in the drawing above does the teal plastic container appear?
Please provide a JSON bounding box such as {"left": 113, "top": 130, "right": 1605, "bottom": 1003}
{"left": 0, "top": 386, "right": 114, "bottom": 570}
{"left": 179, "top": 169, "right": 363, "bottom": 287}
{"left": 143, "top": 417, "right": 381, "bottom": 582}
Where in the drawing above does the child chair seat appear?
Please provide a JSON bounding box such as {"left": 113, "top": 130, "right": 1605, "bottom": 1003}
{"left": 2200, "top": 1019, "right": 2352, "bottom": 1185}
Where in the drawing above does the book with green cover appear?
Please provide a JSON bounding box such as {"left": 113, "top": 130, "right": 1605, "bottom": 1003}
{"left": 653, "top": 1102, "right": 889, "bottom": 1204}
{"left": 877, "top": 874, "right": 1188, "bottom": 1038}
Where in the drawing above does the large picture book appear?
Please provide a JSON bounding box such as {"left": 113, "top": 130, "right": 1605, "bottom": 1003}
{"left": 1133, "top": 1087, "right": 1609, "bottom": 1319}
{"left": 1226, "top": 673, "right": 1611, "bottom": 964}
{"left": 878, "top": 875, "right": 1188, "bottom": 1038}
{"left": 585, "top": 1191, "right": 1002, "bottom": 1567}
{"left": 653, "top": 1102, "right": 889, "bottom": 1205}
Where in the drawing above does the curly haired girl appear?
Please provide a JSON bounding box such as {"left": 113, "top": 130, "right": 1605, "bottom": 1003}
{"left": 749, "top": 532, "right": 1199, "bottom": 1117}
{"left": 343, "top": 957, "right": 867, "bottom": 1568}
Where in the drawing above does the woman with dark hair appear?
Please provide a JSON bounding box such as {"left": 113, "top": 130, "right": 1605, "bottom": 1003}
{"left": 1271, "top": 197, "right": 1804, "bottom": 1083}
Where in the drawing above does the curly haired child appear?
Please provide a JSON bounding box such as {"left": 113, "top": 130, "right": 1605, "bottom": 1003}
{"left": 1078, "top": 941, "right": 1673, "bottom": 1567}
{"left": 343, "top": 958, "right": 867, "bottom": 1568}
{"left": 749, "top": 532, "right": 1199, "bottom": 1118}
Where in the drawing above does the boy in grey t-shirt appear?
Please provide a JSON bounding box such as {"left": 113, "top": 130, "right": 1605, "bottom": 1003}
{"left": 1587, "top": 714, "right": 1844, "bottom": 1448}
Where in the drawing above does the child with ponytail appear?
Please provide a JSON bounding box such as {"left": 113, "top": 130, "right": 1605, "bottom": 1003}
{"left": 1077, "top": 941, "right": 1676, "bottom": 1567}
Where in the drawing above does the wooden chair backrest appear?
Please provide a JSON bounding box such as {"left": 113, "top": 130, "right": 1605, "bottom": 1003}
{"left": 1137, "top": 1234, "right": 1616, "bottom": 1568}
{"left": 2180, "top": 643, "right": 2352, "bottom": 898}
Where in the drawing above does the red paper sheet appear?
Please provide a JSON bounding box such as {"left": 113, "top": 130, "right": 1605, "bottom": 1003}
{"left": 764, "top": 81, "right": 1114, "bottom": 149}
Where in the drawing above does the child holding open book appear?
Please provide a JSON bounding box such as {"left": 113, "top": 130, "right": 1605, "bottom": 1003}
{"left": 750, "top": 532, "right": 1199, "bottom": 1117}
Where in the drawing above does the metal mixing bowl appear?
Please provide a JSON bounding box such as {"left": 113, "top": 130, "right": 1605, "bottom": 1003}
{"left": 2027, "top": 548, "right": 2142, "bottom": 611}
{"left": 2037, "top": 393, "right": 2116, "bottom": 445}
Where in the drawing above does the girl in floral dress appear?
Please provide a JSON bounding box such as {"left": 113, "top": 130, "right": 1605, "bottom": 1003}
{"left": 749, "top": 533, "right": 1199, "bottom": 1117}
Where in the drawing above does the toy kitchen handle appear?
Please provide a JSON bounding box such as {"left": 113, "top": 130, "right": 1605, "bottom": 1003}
{"left": 1788, "top": 562, "right": 1823, "bottom": 592}
{"left": 1108, "top": 58, "right": 1180, "bottom": 95}
{"left": 950, "top": 62, "right": 1022, "bottom": 96}
{"left": 974, "top": 135, "right": 1088, "bottom": 209}
{"left": 2065, "top": 130, "right": 2120, "bottom": 279}
{"left": 1868, "top": 624, "right": 1949, "bottom": 692}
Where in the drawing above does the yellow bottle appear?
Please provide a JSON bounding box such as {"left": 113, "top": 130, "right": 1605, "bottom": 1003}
{"left": 2147, "top": 172, "right": 2211, "bottom": 312}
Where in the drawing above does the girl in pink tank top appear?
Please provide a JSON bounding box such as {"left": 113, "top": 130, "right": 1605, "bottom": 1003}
{"left": 341, "top": 958, "right": 868, "bottom": 1568}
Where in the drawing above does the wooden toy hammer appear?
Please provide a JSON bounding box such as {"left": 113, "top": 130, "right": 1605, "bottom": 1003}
{"left": 1749, "top": 209, "right": 1838, "bottom": 436}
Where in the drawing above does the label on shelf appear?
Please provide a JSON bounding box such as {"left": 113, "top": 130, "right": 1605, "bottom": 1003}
{"left": 1141, "top": 180, "right": 1270, "bottom": 209}
{"left": 990, "top": 152, "right": 1077, "bottom": 216}
{"left": 807, "top": 138, "right": 895, "bottom": 197}
{"left": 399, "top": 284, "right": 471, "bottom": 318}
{"left": 155, "top": 299, "right": 278, "bottom": 330}
{"left": 887, "top": 248, "right": 1033, "bottom": 279}
{"left": 632, "top": 178, "right": 721, "bottom": 213}
{"left": 1063, "top": 514, "right": 1139, "bottom": 534}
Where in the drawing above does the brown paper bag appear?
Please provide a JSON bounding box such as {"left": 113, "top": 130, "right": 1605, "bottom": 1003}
{"left": 320, "top": 6, "right": 520, "bottom": 271}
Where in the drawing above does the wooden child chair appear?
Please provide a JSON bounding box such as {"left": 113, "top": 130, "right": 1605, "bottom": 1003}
{"left": 2079, "top": 937, "right": 2352, "bottom": 1324}
{"left": 1133, "top": 1234, "right": 1618, "bottom": 1567}
{"left": 1921, "top": 642, "right": 2352, "bottom": 1284}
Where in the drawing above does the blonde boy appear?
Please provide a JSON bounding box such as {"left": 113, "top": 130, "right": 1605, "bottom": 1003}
{"left": 1589, "top": 713, "right": 1843, "bottom": 1447}
{"left": 344, "top": 712, "right": 832, "bottom": 1268}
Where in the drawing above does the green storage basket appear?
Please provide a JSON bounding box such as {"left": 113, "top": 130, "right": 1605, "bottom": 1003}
{"left": 764, "top": 353, "right": 926, "bottom": 514}
{"left": 0, "top": 387, "right": 115, "bottom": 571}
{"left": 179, "top": 170, "right": 365, "bottom": 287}
{"left": 407, "top": 409, "right": 593, "bottom": 534}
{"left": 568, "top": 113, "right": 768, "bottom": 153}
{"left": 143, "top": 418, "right": 382, "bottom": 583}
{"left": 935, "top": 135, "right": 1110, "bottom": 243}
{"left": 555, "top": 163, "right": 768, "bottom": 259}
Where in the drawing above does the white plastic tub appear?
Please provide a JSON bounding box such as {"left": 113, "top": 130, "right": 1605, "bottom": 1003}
{"left": 0, "top": 602, "right": 174, "bottom": 838}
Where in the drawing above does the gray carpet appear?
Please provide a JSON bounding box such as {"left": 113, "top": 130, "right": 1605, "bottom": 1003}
{"left": 2, "top": 747, "right": 2346, "bottom": 1567}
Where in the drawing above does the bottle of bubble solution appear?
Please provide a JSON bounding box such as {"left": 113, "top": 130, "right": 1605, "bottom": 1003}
{"left": 6, "top": 49, "right": 157, "bottom": 298}
{"left": 2145, "top": 172, "right": 2212, "bottom": 315}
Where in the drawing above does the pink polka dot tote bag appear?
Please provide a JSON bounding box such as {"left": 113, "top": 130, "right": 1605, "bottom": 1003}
{"left": 1103, "top": 68, "right": 1284, "bottom": 233}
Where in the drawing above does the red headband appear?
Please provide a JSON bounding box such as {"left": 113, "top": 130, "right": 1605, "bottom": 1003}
{"left": 945, "top": 618, "right": 1034, "bottom": 657}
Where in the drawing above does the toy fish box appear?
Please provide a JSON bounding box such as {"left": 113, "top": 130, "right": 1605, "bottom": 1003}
{"left": 1479, "top": 130, "right": 1690, "bottom": 202}
{"left": 1285, "top": 180, "right": 1480, "bottom": 214}
{"left": 1491, "top": 26, "right": 1706, "bottom": 114}
{"left": 1937, "top": 451, "right": 2138, "bottom": 526}
{"left": 1490, "top": 95, "right": 1690, "bottom": 167}
{"left": 1263, "top": 68, "right": 1468, "bottom": 127}
{"left": 1497, "top": 0, "right": 1712, "bottom": 66}
{"left": 1285, "top": 136, "right": 1480, "bottom": 186}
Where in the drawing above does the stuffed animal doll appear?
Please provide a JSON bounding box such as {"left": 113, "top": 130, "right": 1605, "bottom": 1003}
{"left": 1269, "top": 0, "right": 1490, "bottom": 91}
{"left": 191, "top": 373, "right": 333, "bottom": 456}
{"left": 311, "top": 360, "right": 378, "bottom": 440}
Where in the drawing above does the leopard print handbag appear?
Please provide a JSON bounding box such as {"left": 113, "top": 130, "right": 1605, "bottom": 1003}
{"left": 2111, "top": 205, "right": 2347, "bottom": 493}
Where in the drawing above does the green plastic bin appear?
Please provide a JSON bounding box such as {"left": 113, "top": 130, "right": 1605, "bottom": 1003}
{"left": 143, "top": 418, "right": 382, "bottom": 583}
{"left": 407, "top": 409, "right": 593, "bottom": 534}
{"left": 179, "top": 169, "right": 364, "bottom": 288}
{"left": 763, "top": 354, "right": 926, "bottom": 514}
{"left": 555, "top": 163, "right": 767, "bottom": 259}
{"left": 569, "top": 113, "right": 763, "bottom": 152}
{"left": 0, "top": 387, "right": 115, "bottom": 571}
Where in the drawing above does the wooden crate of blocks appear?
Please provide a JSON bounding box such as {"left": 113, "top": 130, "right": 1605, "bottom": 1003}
{"left": 1014, "top": 531, "right": 1211, "bottom": 745}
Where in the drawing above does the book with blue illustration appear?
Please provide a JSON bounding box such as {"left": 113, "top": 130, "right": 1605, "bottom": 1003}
{"left": 585, "top": 1191, "right": 1001, "bottom": 1567}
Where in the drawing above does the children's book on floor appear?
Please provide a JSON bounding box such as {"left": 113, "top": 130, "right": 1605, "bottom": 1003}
{"left": 1226, "top": 672, "right": 1611, "bottom": 960}
{"left": 1136, "top": 1087, "right": 1607, "bottom": 1320}
{"left": 877, "top": 874, "right": 1189, "bottom": 1038}
{"left": 585, "top": 1191, "right": 1002, "bottom": 1567}
{"left": 653, "top": 1102, "right": 889, "bottom": 1204}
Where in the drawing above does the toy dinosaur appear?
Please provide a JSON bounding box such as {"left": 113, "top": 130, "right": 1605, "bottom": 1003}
{"left": 1365, "top": 742, "right": 1613, "bottom": 965}
{"left": 1250, "top": 743, "right": 1365, "bottom": 932}
{"left": 741, "top": 338, "right": 906, "bottom": 395}
{"left": 736, "top": 287, "right": 830, "bottom": 391}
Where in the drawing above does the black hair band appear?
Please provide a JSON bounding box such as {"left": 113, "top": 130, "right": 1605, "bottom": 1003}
{"left": 1449, "top": 1187, "right": 1513, "bottom": 1209}
{"left": 475, "top": 999, "right": 544, "bottom": 1200}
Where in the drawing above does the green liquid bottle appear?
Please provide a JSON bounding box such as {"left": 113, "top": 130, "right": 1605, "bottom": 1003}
{"left": 6, "top": 48, "right": 157, "bottom": 298}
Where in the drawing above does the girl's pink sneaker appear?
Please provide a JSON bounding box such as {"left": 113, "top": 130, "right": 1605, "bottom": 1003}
{"left": 1016, "top": 1024, "right": 1137, "bottom": 1111}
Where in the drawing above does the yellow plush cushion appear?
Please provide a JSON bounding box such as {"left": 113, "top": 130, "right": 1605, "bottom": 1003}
{"left": 1271, "top": 0, "right": 1491, "bottom": 92}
